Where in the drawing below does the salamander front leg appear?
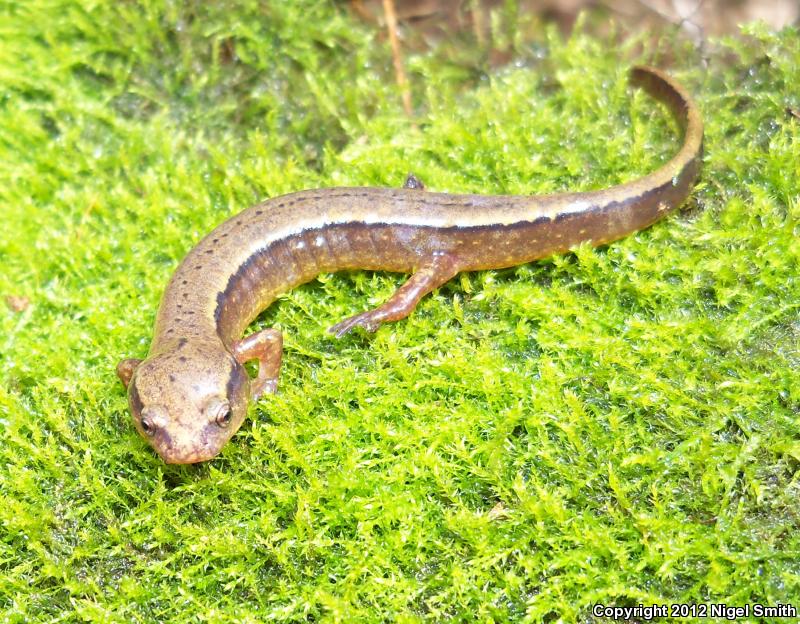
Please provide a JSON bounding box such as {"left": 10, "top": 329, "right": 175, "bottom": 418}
{"left": 233, "top": 328, "right": 283, "bottom": 399}
{"left": 117, "top": 358, "right": 142, "bottom": 388}
{"left": 329, "top": 253, "right": 459, "bottom": 337}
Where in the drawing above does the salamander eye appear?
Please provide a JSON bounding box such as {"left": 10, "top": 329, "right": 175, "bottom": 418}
{"left": 140, "top": 417, "right": 156, "bottom": 436}
{"left": 139, "top": 405, "right": 166, "bottom": 437}
{"left": 216, "top": 406, "right": 232, "bottom": 428}
{"left": 207, "top": 398, "right": 232, "bottom": 428}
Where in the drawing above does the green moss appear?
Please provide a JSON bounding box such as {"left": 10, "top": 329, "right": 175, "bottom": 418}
{"left": 1, "top": 2, "right": 799, "bottom": 621}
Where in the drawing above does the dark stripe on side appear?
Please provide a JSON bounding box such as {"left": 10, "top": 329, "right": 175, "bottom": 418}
{"left": 210, "top": 197, "right": 669, "bottom": 335}
{"left": 129, "top": 381, "right": 144, "bottom": 417}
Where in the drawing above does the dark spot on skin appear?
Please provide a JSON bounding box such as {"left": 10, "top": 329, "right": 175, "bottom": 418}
{"left": 182, "top": 280, "right": 188, "bottom": 285}
{"left": 195, "top": 265, "right": 203, "bottom": 270}
{"left": 213, "top": 238, "right": 219, "bottom": 243}
{"left": 167, "top": 328, "right": 175, "bottom": 335}
{"left": 182, "top": 293, "right": 189, "bottom": 299}
{"left": 205, "top": 249, "right": 214, "bottom": 254}
{"left": 177, "top": 338, "right": 188, "bottom": 349}
{"left": 255, "top": 210, "right": 263, "bottom": 215}
{"left": 169, "top": 374, "right": 176, "bottom": 382}
{"left": 179, "top": 356, "right": 187, "bottom": 363}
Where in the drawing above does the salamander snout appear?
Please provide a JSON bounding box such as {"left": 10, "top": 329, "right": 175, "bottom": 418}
{"left": 117, "top": 343, "right": 251, "bottom": 463}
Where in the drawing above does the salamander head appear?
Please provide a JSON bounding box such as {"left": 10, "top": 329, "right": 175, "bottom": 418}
{"left": 117, "top": 341, "right": 251, "bottom": 464}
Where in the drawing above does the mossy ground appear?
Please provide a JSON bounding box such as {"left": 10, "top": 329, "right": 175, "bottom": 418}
{"left": 1, "top": 2, "right": 799, "bottom": 622}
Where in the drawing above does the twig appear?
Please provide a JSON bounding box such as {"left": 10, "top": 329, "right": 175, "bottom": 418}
{"left": 471, "top": 0, "right": 487, "bottom": 48}
{"left": 382, "top": 0, "right": 413, "bottom": 117}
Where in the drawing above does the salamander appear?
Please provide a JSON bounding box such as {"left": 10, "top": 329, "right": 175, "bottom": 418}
{"left": 117, "top": 66, "right": 703, "bottom": 464}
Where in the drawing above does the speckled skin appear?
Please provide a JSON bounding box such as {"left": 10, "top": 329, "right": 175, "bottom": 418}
{"left": 118, "top": 66, "right": 703, "bottom": 464}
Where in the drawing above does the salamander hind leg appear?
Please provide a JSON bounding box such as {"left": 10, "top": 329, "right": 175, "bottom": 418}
{"left": 233, "top": 328, "right": 283, "bottom": 399}
{"left": 329, "top": 253, "right": 459, "bottom": 337}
